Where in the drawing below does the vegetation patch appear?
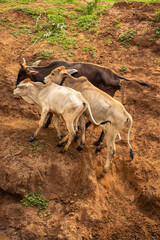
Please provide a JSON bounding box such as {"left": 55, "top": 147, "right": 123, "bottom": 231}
{"left": 36, "top": 49, "right": 55, "bottom": 59}
{"left": 23, "top": 140, "right": 49, "bottom": 152}
{"left": 0, "top": 0, "right": 37, "bottom": 4}
{"left": 119, "top": 65, "right": 127, "bottom": 75}
{"left": 21, "top": 191, "right": 50, "bottom": 216}
{"left": 77, "top": 14, "right": 98, "bottom": 31}
{"left": 105, "top": 38, "right": 112, "bottom": 46}
{"left": 45, "top": 0, "right": 78, "bottom": 4}
{"left": 83, "top": 46, "right": 97, "bottom": 57}
{"left": 155, "top": 23, "right": 160, "bottom": 38}
{"left": 151, "top": 9, "right": 160, "bottom": 23}
{"left": 14, "top": 6, "right": 44, "bottom": 18}
{"left": 119, "top": 29, "right": 136, "bottom": 46}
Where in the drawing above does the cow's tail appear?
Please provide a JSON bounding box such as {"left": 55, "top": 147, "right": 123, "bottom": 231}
{"left": 126, "top": 113, "right": 134, "bottom": 159}
{"left": 83, "top": 101, "right": 111, "bottom": 126}
{"left": 116, "top": 74, "right": 150, "bottom": 87}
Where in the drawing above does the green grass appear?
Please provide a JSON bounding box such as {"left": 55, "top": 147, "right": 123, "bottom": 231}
{"left": 155, "top": 23, "right": 160, "bottom": 38}
{"left": 14, "top": 6, "right": 44, "bottom": 18}
{"left": 0, "top": 0, "right": 37, "bottom": 4}
{"left": 83, "top": 46, "right": 97, "bottom": 57}
{"left": 119, "top": 65, "right": 127, "bottom": 75}
{"left": 105, "top": 39, "right": 112, "bottom": 46}
{"left": 12, "top": 31, "right": 21, "bottom": 37}
{"left": 120, "top": 29, "right": 136, "bottom": 46}
{"left": 21, "top": 190, "right": 50, "bottom": 216}
{"left": 77, "top": 14, "right": 98, "bottom": 31}
{"left": 152, "top": 9, "right": 160, "bottom": 23}
{"left": 1, "top": 0, "right": 160, "bottom": 51}
{"left": 101, "top": 0, "right": 160, "bottom": 3}
{"left": 45, "top": 0, "right": 78, "bottom": 4}
{"left": 0, "top": 17, "right": 10, "bottom": 26}
{"left": 36, "top": 49, "right": 55, "bottom": 59}
{"left": 23, "top": 140, "right": 49, "bottom": 152}
{"left": 154, "top": 57, "right": 160, "bottom": 64}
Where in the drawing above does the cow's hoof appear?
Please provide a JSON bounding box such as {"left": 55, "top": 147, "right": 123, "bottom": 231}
{"left": 59, "top": 135, "right": 64, "bottom": 141}
{"left": 28, "top": 135, "right": 34, "bottom": 142}
{"left": 60, "top": 149, "right": 66, "bottom": 154}
{"left": 77, "top": 145, "right": 83, "bottom": 151}
{"left": 95, "top": 147, "right": 101, "bottom": 153}
{"left": 43, "top": 123, "right": 49, "bottom": 128}
{"left": 93, "top": 140, "right": 100, "bottom": 146}
{"left": 98, "top": 171, "right": 106, "bottom": 179}
{"left": 74, "top": 134, "right": 79, "bottom": 142}
{"left": 57, "top": 143, "right": 62, "bottom": 147}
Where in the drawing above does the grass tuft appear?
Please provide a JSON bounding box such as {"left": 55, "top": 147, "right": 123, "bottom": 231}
{"left": 21, "top": 190, "right": 50, "bottom": 216}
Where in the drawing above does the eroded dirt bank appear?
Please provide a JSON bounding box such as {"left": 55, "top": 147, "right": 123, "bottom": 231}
{"left": 0, "top": 1, "right": 160, "bottom": 239}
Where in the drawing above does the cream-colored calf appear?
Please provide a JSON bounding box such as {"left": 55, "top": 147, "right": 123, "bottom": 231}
{"left": 14, "top": 78, "right": 105, "bottom": 153}
{"left": 45, "top": 66, "right": 134, "bottom": 174}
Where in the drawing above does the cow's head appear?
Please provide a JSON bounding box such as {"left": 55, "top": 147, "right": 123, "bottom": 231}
{"left": 44, "top": 66, "right": 77, "bottom": 85}
{"left": 14, "top": 78, "right": 32, "bottom": 95}
{"left": 14, "top": 78, "right": 37, "bottom": 104}
{"left": 16, "top": 58, "right": 40, "bottom": 86}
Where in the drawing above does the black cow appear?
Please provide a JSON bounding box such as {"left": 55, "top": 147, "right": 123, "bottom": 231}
{"left": 16, "top": 58, "right": 149, "bottom": 146}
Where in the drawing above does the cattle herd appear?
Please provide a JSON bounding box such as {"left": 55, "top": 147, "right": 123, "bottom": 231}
{"left": 14, "top": 58, "right": 149, "bottom": 177}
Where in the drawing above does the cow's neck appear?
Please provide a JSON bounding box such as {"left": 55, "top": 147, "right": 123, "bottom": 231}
{"left": 60, "top": 76, "right": 67, "bottom": 86}
{"left": 27, "top": 85, "right": 41, "bottom": 106}
{"left": 62, "top": 76, "right": 80, "bottom": 90}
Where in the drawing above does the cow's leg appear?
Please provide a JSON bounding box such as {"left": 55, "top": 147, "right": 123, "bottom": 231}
{"left": 61, "top": 120, "right": 75, "bottom": 153}
{"left": 94, "top": 130, "right": 105, "bottom": 146}
{"left": 52, "top": 115, "right": 63, "bottom": 140}
{"left": 86, "top": 120, "right": 91, "bottom": 129}
{"left": 58, "top": 134, "right": 69, "bottom": 147}
{"left": 73, "top": 113, "right": 81, "bottom": 142}
{"left": 77, "top": 114, "right": 86, "bottom": 151}
{"left": 64, "top": 104, "right": 86, "bottom": 152}
{"left": 98, "top": 126, "right": 117, "bottom": 178}
{"left": 96, "top": 141, "right": 106, "bottom": 152}
{"left": 74, "top": 120, "right": 91, "bottom": 142}
{"left": 85, "top": 121, "right": 105, "bottom": 146}
{"left": 43, "top": 112, "right": 53, "bottom": 128}
{"left": 74, "top": 116, "right": 79, "bottom": 133}
{"left": 74, "top": 116, "right": 91, "bottom": 143}
{"left": 103, "top": 127, "right": 117, "bottom": 174}
{"left": 96, "top": 132, "right": 121, "bottom": 153}
{"left": 29, "top": 110, "right": 48, "bottom": 142}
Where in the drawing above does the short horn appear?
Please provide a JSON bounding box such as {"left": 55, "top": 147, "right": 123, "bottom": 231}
{"left": 20, "top": 63, "right": 25, "bottom": 70}
{"left": 22, "top": 58, "right": 26, "bottom": 67}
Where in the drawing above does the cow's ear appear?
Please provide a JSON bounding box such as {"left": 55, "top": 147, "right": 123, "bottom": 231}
{"left": 60, "top": 66, "right": 66, "bottom": 71}
{"left": 31, "top": 60, "right": 41, "bottom": 67}
{"left": 63, "top": 72, "right": 68, "bottom": 77}
{"left": 26, "top": 69, "right": 39, "bottom": 75}
{"left": 67, "top": 69, "right": 78, "bottom": 75}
